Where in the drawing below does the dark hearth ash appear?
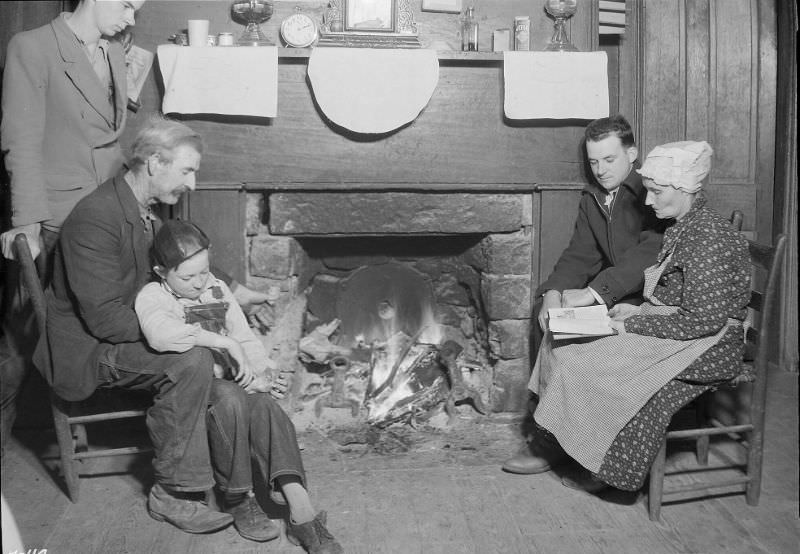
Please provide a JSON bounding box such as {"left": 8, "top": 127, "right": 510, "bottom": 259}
{"left": 322, "top": 425, "right": 415, "bottom": 455}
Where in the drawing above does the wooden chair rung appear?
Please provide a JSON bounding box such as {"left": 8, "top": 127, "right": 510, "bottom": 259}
{"left": 663, "top": 476, "right": 751, "bottom": 496}
{"left": 67, "top": 410, "right": 149, "bottom": 424}
{"left": 666, "top": 423, "right": 753, "bottom": 439}
{"left": 73, "top": 446, "right": 154, "bottom": 460}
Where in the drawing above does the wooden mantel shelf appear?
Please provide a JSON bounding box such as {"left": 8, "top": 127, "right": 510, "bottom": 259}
{"left": 277, "top": 47, "right": 504, "bottom": 62}
{"left": 194, "top": 182, "right": 587, "bottom": 192}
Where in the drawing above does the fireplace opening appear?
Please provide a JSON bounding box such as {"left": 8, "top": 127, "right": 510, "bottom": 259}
{"left": 248, "top": 196, "right": 535, "bottom": 433}
{"left": 294, "top": 235, "right": 492, "bottom": 429}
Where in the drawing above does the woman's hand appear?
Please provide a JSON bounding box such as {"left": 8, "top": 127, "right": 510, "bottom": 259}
{"left": 609, "top": 318, "right": 626, "bottom": 334}
{"left": 609, "top": 303, "right": 640, "bottom": 320}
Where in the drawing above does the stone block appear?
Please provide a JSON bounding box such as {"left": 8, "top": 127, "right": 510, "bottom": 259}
{"left": 250, "top": 235, "right": 296, "bottom": 279}
{"left": 433, "top": 272, "right": 471, "bottom": 306}
{"left": 481, "top": 231, "right": 533, "bottom": 275}
{"left": 269, "top": 193, "right": 525, "bottom": 235}
{"left": 245, "top": 193, "right": 266, "bottom": 236}
{"left": 480, "top": 275, "right": 531, "bottom": 320}
{"left": 488, "top": 319, "right": 531, "bottom": 359}
{"left": 491, "top": 358, "right": 531, "bottom": 413}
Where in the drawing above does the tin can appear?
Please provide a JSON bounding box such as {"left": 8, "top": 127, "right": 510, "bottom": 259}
{"left": 514, "top": 16, "right": 530, "bottom": 51}
{"left": 493, "top": 28, "right": 511, "bottom": 52}
{"left": 217, "top": 32, "right": 234, "bottom": 46}
{"left": 207, "top": 34, "right": 218, "bottom": 46}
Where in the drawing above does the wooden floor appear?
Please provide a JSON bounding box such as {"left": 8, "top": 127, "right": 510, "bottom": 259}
{"left": 2, "top": 365, "right": 798, "bottom": 554}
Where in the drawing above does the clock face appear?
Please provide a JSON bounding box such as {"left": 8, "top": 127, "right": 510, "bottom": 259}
{"left": 280, "top": 13, "right": 318, "bottom": 48}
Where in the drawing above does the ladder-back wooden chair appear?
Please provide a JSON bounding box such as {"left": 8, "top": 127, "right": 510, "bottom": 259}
{"left": 647, "top": 232, "right": 787, "bottom": 521}
{"left": 14, "top": 234, "right": 153, "bottom": 503}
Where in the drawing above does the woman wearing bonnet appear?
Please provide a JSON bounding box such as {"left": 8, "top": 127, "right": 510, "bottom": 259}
{"left": 528, "top": 141, "right": 752, "bottom": 493}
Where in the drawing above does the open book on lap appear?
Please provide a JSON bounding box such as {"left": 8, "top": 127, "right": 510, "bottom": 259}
{"left": 548, "top": 305, "right": 617, "bottom": 340}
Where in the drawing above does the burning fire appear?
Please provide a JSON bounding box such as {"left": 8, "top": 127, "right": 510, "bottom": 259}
{"left": 361, "top": 302, "right": 444, "bottom": 424}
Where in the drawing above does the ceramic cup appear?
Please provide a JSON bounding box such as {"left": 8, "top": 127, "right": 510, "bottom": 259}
{"left": 187, "top": 19, "right": 210, "bottom": 47}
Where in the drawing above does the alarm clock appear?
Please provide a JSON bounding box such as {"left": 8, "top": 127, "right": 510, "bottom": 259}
{"left": 280, "top": 12, "right": 318, "bottom": 48}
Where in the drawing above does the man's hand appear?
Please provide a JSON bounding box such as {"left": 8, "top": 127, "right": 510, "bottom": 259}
{"left": 609, "top": 303, "right": 640, "bottom": 320}
{"left": 231, "top": 283, "right": 279, "bottom": 331}
{"left": 1, "top": 223, "right": 41, "bottom": 260}
{"left": 244, "top": 370, "right": 290, "bottom": 399}
{"left": 538, "top": 290, "right": 562, "bottom": 332}
{"left": 561, "top": 288, "right": 596, "bottom": 308}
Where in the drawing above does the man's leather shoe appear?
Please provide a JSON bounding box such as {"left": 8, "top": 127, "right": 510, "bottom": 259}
{"left": 223, "top": 491, "right": 280, "bottom": 542}
{"left": 501, "top": 439, "right": 569, "bottom": 474}
{"left": 147, "top": 483, "right": 233, "bottom": 534}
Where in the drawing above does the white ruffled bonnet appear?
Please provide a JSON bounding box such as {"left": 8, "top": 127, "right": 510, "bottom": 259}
{"left": 636, "top": 140, "right": 713, "bottom": 193}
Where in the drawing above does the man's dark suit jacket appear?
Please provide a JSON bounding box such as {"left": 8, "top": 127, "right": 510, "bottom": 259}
{"left": 34, "top": 173, "right": 151, "bottom": 401}
{"left": 536, "top": 167, "right": 667, "bottom": 306}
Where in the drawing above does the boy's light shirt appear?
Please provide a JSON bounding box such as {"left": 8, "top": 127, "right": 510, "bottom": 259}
{"left": 135, "top": 272, "right": 270, "bottom": 375}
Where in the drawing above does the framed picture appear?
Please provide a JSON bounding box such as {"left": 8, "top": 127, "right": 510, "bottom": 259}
{"left": 345, "top": 0, "right": 395, "bottom": 32}
{"left": 421, "top": 0, "right": 462, "bottom": 13}
{"left": 319, "top": 0, "right": 420, "bottom": 47}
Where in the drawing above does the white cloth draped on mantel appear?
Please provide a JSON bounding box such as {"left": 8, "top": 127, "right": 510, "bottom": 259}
{"left": 503, "top": 51, "right": 609, "bottom": 120}
{"left": 157, "top": 44, "right": 278, "bottom": 117}
{"left": 307, "top": 48, "right": 439, "bottom": 134}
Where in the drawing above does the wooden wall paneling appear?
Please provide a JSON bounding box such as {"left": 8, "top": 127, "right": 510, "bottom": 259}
{"left": 684, "top": 0, "right": 710, "bottom": 141}
{"left": 179, "top": 189, "right": 247, "bottom": 283}
{"left": 774, "top": 0, "right": 798, "bottom": 372}
{"left": 616, "top": 0, "right": 644, "bottom": 142}
{"left": 0, "top": 1, "right": 64, "bottom": 65}
{"left": 534, "top": 187, "right": 582, "bottom": 286}
{"left": 639, "top": 0, "right": 683, "bottom": 155}
{"left": 754, "top": 0, "right": 777, "bottom": 243}
{"left": 711, "top": 0, "right": 756, "bottom": 184}
{"left": 634, "top": 0, "right": 774, "bottom": 236}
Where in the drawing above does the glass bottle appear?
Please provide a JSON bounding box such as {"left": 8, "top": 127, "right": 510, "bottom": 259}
{"left": 461, "top": 6, "right": 478, "bottom": 52}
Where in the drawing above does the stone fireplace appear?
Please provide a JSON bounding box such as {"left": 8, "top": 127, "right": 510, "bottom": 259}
{"left": 241, "top": 187, "right": 536, "bottom": 430}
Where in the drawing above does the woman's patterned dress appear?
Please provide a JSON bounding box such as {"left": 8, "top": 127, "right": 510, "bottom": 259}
{"left": 596, "top": 195, "right": 751, "bottom": 490}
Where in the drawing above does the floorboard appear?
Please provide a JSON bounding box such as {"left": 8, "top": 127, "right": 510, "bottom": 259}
{"left": 2, "top": 366, "right": 797, "bottom": 554}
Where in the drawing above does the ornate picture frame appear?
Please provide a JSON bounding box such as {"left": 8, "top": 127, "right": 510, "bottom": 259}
{"left": 319, "top": 0, "right": 420, "bottom": 48}
{"left": 345, "top": 0, "right": 395, "bottom": 32}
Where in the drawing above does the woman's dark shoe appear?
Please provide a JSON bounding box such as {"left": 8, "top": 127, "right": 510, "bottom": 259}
{"left": 287, "top": 511, "right": 344, "bottom": 554}
{"left": 223, "top": 492, "right": 280, "bottom": 542}
{"left": 561, "top": 469, "right": 610, "bottom": 494}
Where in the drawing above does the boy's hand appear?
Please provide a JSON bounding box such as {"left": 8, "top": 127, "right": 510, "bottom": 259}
{"left": 226, "top": 341, "right": 255, "bottom": 387}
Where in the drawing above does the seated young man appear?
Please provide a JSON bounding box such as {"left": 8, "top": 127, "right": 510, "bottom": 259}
{"left": 503, "top": 114, "right": 666, "bottom": 475}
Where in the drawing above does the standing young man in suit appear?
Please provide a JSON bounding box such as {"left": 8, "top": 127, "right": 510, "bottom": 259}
{"left": 0, "top": 0, "right": 145, "bottom": 458}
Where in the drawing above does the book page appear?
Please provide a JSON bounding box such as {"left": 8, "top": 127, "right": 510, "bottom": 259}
{"left": 548, "top": 305, "right": 615, "bottom": 338}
